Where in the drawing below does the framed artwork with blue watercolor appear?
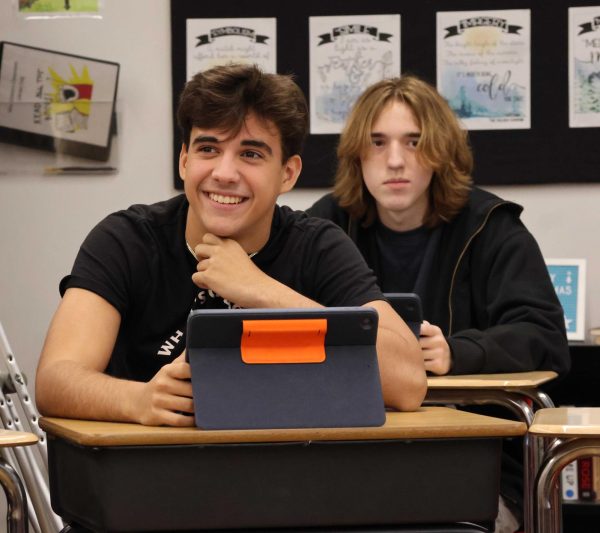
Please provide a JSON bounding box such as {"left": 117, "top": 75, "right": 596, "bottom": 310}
{"left": 546, "top": 258, "right": 587, "bottom": 341}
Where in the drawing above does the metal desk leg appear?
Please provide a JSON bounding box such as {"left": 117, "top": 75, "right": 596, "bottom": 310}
{"left": 534, "top": 438, "right": 600, "bottom": 533}
{"left": 523, "top": 432, "right": 533, "bottom": 533}
{"left": 524, "top": 432, "right": 555, "bottom": 533}
{"left": 0, "top": 457, "right": 28, "bottom": 533}
{"left": 423, "top": 389, "right": 535, "bottom": 425}
{"left": 518, "top": 389, "right": 555, "bottom": 411}
{"left": 425, "top": 390, "right": 535, "bottom": 533}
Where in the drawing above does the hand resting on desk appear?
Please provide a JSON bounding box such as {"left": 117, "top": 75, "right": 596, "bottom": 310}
{"left": 35, "top": 288, "right": 195, "bottom": 427}
{"left": 134, "top": 352, "right": 194, "bottom": 426}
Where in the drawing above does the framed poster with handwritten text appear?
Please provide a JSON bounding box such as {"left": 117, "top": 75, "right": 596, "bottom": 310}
{"left": 437, "top": 9, "right": 530, "bottom": 130}
{"left": 186, "top": 18, "right": 276, "bottom": 80}
{"left": 308, "top": 14, "right": 400, "bottom": 134}
{"left": 568, "top": 6, "right": 600, "bottom": 128}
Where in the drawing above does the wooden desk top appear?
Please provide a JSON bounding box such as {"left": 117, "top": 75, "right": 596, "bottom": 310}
{"left": 529, "top": 407, "right": 600, "bottom": 437}
{"left": 0, "top": 429, "right": 38, "bottom": 448}
{"left": 39, "top": 406, "right": 526, "bottom": 447}
{"left": 427, "top": 370, "right": 558, "bottom": 389}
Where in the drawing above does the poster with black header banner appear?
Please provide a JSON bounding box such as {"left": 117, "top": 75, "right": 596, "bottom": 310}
{"left": 0, "top": 42, "right": 119, "bottom": 161}
{"left": 186, "top": 18, "right": 276, "bottom": 80}
{"left": 569, "top": 6, "right": 600, "bottom": 128}
{"left": 436, "top": 9, "right": 531, "bottom": 130}
{"left": 309, "top": 14, "right": 400, "bottom": 134}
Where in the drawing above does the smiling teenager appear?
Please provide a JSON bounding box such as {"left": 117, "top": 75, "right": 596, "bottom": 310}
{"left": 35, "top": 64, "right": 426, "bottom": 428}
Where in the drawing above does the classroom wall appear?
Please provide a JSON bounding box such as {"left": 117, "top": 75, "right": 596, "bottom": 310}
{"left": 1, "top": 0, "right": 599, "bottom": 412}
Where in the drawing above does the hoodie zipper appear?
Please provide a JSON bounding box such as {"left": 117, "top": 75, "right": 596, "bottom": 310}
{"left": 447, "top": 201, "right": 509, "bottom": 335}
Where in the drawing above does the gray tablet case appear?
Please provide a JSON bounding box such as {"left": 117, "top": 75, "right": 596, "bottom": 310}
{"left": 186, "top": 307, "right": 385, "bottom": 430}
{"left": 384, "top": 293, "right": 423, "bottom": 338}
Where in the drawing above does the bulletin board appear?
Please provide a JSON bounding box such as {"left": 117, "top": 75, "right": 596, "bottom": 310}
{"left": 170, "top": 0, "right": 600, "bottom": 189}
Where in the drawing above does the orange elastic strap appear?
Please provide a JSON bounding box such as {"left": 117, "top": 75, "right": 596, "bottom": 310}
{"left": 241, "top": 318, "right": 327, "bottom": 364}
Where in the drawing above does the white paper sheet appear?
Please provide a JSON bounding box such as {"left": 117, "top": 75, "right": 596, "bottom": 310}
{"left": 569, "top": 7, "right": 600, "bottom": 128}
{"left": 186, "top": 18, "right": 276, "bottom": 80}
{"left": 309, "top": 14, "right": 400, "bottom": 134}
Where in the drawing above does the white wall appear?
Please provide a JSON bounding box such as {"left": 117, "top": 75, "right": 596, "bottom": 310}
{"left": 1, "top": 0, "right": 600, "bottom": 416}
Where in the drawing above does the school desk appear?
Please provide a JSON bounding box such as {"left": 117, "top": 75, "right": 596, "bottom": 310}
{"left": 528, "top": 407, "right": 600, "bottom": 533}
{"left": 0, "top": 429, "right": 38, "bottom": 533}
{"left": 40, "top": 407, "right": 525, "bottom": 532}
{"left": 425, "top": 370, "right": 558, "bottom": 533}
{"left": 425, "top": 371, "right": 558, "bottom": 425}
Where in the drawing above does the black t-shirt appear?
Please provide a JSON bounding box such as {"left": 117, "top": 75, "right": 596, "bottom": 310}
{"left": 375, "top": 221, "right": 431, "bottom": 293}
{"left": 60, "top": 194, "right": 383, "bottom": 382}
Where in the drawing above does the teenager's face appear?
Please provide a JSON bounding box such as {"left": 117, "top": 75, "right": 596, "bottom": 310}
{"left": 179, "top": 113, "right": 301, "bottom": 252}
{"left": 360, "top": 100, "right": 434, "bottom": 231}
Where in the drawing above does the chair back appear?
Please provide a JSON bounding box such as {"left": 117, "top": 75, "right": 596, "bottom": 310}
{"left": 1, "top": 321, "right": 63, "bottom": 533}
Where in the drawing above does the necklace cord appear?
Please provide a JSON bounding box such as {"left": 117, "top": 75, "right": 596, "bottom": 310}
{"left": 186, "top": 241, "right": 257, "bottom": 260}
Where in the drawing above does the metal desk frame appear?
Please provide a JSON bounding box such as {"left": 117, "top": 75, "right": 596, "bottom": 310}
{"left": 424, "top": 371, "right": 558, "bottom": 533}
{"left": 528, "top": 407, "right": 600, "bottom": 533}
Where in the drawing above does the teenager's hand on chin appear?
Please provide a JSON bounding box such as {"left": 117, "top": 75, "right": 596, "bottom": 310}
{"left": 134, "top": 353, "right": 195, "bottom": 427}
{"left": 191, "top": 233, "right": 272, "bottom": 308}
{"left": 419, "top": 321, "right": 452, "bottom": 375}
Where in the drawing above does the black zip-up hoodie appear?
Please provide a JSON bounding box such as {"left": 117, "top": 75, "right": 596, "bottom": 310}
{"left": 307, "top": 187, "right": 570, "bottom": 379}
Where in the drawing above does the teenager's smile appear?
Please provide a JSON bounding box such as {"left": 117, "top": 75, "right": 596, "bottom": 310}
{"left": 204, "top": 192, "right": 247, "bottom": 205}
{"left": 204, "top": 191, "right": 248, "bottom": 206}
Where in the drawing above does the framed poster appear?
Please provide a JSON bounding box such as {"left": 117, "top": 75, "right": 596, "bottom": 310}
{"left": 186, "top": 18, "right": 276, "bottom": 80}
{"left": 546, "top": 258, "right": 587, "bottom": 341}
{"left": 568, "top": 6, "right": 600, "bottom": 128}
{"left": 16, "top": 0, "right": 103, "bottom": 19}
{"left": 308, "top": 14, "right": 400, "bottom": 134}
{"left": 436, "top": 9, "right": 531, "bottom": 130}
{"left": 0, "top": 42, "right": 119, "bottom": 161}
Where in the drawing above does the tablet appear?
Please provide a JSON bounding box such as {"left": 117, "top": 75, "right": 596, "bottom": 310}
{"left": 384, "top": 292, "right": 423, "bottom": 338}
{"left": 186, "top": 307, "right": 385, "bottom": 430}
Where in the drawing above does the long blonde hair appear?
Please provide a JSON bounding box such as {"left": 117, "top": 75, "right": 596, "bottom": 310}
{"left": 334, "top": 75, "right": 473, "bottom": 227}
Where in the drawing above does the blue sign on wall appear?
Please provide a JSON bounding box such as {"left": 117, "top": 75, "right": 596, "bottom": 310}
{"left": 546, "top": 259, "right": 586, "bottom": 340}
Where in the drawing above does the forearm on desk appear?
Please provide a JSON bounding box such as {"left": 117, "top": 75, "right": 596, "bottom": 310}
{"left": 371, "top": 301, "right": 427, "bottom": 411}
{"left": 36, "top": 359, "right": 144, "bottom": 423}
{"left": 241, "top": 277, "right": 324, "bottom": 309}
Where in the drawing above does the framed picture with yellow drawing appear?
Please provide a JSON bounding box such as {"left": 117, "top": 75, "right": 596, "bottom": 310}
{"left": 0, "top": 41, "right": 119, "bottom": 161}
